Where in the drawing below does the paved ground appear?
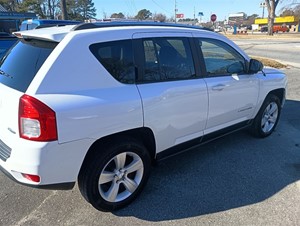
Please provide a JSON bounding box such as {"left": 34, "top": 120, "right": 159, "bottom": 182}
{"left": 1, "top": 37, "right": 300, "bottom": 226}
{"left": 231, "top": 34, "right": 300, "bottom": 68}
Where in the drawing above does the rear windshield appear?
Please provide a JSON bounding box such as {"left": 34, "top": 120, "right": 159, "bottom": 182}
{"left": 0, "top": 39, "right": 17, "bottom": 59}
{"left": 0, "top": 39, "right": 57, "bottom": 92}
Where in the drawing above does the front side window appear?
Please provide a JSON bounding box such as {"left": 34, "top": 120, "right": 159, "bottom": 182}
{"left": 142, "top": 37, "right": 196, "bottom": 82}
{"left": 90, "top": 40, "right": 135, "bottom": 84}
{"left": 198, "top": 39, "right": 246, "bottom": 76}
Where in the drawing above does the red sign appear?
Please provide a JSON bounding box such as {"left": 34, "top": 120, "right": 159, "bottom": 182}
{"left": 211, "top": 14, "right": 217, "bottom": 22}
{"left": 176, "top": 14, "right": 184, "bottom": 18}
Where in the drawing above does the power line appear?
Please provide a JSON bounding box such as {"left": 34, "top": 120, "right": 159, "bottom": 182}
{"left": 151, "top": 0, "right": 173, "bottom": 14}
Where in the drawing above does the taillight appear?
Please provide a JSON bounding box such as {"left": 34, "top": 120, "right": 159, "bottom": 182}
{"left": 19, "top": 94, "right": 57, "bottom": 141}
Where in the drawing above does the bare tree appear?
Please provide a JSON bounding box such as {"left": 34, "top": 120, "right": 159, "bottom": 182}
{"left": 265, "top": 0, "right": 280, "bottom": 35}
{"left": 153, "top": 13, "right": 166, "bottom": 22}
{"left": 60, "top": 0, "right": 68, "bottom": 19}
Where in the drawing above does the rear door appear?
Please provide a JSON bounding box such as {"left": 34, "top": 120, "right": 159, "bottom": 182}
{"left": 133, "top": 33, "right": 208, "bottom": 153}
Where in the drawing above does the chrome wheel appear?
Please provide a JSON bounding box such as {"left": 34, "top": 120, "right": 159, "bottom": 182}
{"left": 261, "top": 101, "right": 279, "bottom": 133}
{"left": 98, "top": 152, "right": 144, "bottom": 203}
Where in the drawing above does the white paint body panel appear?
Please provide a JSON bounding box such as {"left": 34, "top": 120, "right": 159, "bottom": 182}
{"left": 204, "top": 74, "right": 259, "bottom": 133}
{"left": 0, "top": 25, "right": 287, "bottom": 186}
{"left": 137, "top": 80, "right": 208, "bottom": 153}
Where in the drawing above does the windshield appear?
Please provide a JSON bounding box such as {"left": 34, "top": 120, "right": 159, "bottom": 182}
{"left": 0, "top": 39, "right": 57, "bottom": 92}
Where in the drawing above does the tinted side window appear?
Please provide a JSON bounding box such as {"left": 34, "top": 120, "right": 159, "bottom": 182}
{"left": 198, "top": 39, "right": 246, "bottom": 76}
{"left": 142, "top": 37, "right": 195, "bottom": 82}
{"left": 0, "top": 39, "right": 57, "bottom": 92}
{"left": 90, "top": 40, "right": 135, "bottom": 84}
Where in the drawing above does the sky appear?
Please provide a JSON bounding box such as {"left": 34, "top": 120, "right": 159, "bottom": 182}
{"left": 94, "top": 0, "right": 296, "bottom": 22}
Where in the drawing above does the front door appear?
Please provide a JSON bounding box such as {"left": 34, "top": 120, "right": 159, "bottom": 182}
{"left": 196, "top": 38, "right": 259, "bottom": 134}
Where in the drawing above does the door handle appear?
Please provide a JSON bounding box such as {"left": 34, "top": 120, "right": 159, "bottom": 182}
{"left": 212, "top": 84, "right": 227, "bottom": 91}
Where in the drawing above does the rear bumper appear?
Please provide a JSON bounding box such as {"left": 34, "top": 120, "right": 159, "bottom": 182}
{"left": 0, "top": 164, "right": 75, "bottom": 190}
{"left": 0, "top": 135, "right": 93, "bottom": 189}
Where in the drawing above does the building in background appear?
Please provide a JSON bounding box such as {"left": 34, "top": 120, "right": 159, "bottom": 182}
{"left": 0, "top": 4, "right": 37, "bottom": 33}
{"left": 255, "top": 16, "right": 300, "bottom": 32}
{"left": 228, "top": 12, "right": 247, "bottom": 26}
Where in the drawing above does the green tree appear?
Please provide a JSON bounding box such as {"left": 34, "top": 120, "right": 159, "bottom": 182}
{"left": 110, "top": 12, "right": 125, "bottom": 19}
{"left": 135, "top": 9, "right": 152, "bottom": 20}
{"left": 65, "top": 0, "right": 95, "bottom": 21}
{"left": 18, "top": 0, "right": 47, "bottom": 18}
{"left": 0, "top": 0, "right": 19, "bottom": 11}
{"left": 16, "top": 0, "right": 60, "bottom": 19}
{"left": 78, "top": 0, "right": 96, "bottom": 20}
{"left": 66, "top": 0, "right": 81, "bottom": 20}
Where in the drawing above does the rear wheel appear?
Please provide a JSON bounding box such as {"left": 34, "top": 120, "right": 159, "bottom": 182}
{"left": 78, "top": 138, "right": 151, "bottom": 211}
{"left": 250, "top": 94, "right": 281, "bottom": 138}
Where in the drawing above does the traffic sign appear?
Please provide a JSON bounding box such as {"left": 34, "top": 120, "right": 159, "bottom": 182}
{"left": 211, "top": 14, "right": 217, "bottom": 22}
{"left": 176, "top": 14, "right": 184, "bottom": 18}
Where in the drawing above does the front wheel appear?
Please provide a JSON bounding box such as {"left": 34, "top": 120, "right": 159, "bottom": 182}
{"left": 250, "top": 94, "right": 281, "bottom": 138}
{"left": 78, "top": 138, "right": 151, "bottom": 211}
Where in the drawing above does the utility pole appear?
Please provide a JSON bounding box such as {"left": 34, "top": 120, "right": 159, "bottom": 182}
{"left": 193, "top": 6, "right": 195, "bottom": 25}
{"left": 260, "top": 1, "right": 266, "bottom": 18}
{"left": 174, "top": 0, "right": 177, "bottom": 23}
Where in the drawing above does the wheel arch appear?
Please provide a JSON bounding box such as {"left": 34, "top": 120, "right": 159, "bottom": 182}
{"left": 79, "top": 127, "right": 156, "bottom": 176}
{"left": 267, "top": 88, "right": 286, "bottom": 107}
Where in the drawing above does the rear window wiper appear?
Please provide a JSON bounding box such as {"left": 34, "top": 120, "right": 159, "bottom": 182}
{"left": 0, "top": 69, "right": 13, "bottom": 79}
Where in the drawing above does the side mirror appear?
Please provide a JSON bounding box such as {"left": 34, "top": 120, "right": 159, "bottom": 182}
{"left": 249, "top": 59, "right": 264, "bottom": 74}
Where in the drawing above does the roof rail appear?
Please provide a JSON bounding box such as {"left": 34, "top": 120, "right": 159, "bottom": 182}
{"left": 71, "top": 21, "right": 213, "bottom": 32}
{"left": 35, "top": 24, "right": 74, "bottom": 29}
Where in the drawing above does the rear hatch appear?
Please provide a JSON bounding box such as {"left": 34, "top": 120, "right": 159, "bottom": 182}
{"left": 0, "top": 38, "right": 57, "bottom": 144}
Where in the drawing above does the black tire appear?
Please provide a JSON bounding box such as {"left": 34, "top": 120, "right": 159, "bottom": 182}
{"left": 78, "top": 137, "right": 151, "bottom": 211}
{"left": 250, "top": 94, "right": 281, "bottom": 138}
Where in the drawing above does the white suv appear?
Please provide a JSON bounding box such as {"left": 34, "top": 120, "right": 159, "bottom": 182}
{"left": 0, "top": 22, "right": 287, "bottom": 211}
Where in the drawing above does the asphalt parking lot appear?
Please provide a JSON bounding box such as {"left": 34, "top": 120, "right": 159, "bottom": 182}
{"left": 1, "top": 36, "right": 300, "bottom": 226}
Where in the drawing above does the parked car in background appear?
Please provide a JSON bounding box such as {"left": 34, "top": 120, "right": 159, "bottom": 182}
{"left": 20, "top": 19, "right": 81, "bottom": 31}
{"left": 0, "top": 32, "right": 18, "bottom": 59}
{"left": 261, "top": 25, "right": 289, "bottom": 33}
{"left": 273, "top": 25, "right": 289, "bottom": 33}
{"left": 0, "top": 22, "right": 287, "bottom": 212}
{"left": 261, "top": 26, "right": 268, "bottom": 32}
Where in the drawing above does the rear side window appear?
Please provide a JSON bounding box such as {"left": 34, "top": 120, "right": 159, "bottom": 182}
{"left": 141, "top": 37, "right": 196, "bottom": 82}
{"left": 89, "top": 40, "right": 135, "bottom": 84}
{"left": 0, "top": 39, "right": 57, "bottom": 92}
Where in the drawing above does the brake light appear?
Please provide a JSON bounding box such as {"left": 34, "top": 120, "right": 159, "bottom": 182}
{"left": 19, "top": 94, "right": 57, "bottom": 141}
